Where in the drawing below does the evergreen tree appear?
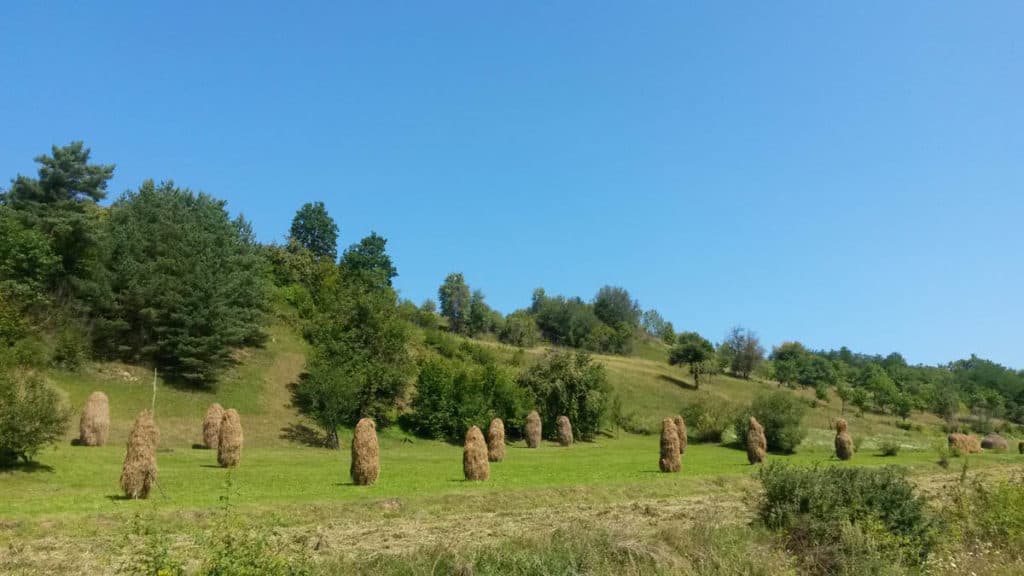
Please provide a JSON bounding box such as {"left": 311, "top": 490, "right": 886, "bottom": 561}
{"left": 289, "top": 201, "right": 339, "bottom": 260}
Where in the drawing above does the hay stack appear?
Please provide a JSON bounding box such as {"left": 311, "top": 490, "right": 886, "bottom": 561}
{"left": 120, "top": 410, "right": 159, "bottom": 499}
{"left": 947, "top": 433, "right": 982, "bottom": 455}
{"left": 350, "top": 418, "right": 379, "bottom": 486}
{"left": 202, "top": 403, "right": 225, "bottom": 450}
{"left": 834, "top": 418, "right": 854, "bottom": 461}
{"left": 216, "top": 409, "right": 243, "bottom": 467}
{"left": 673, "top": 415, "right": 688, "bottom": 454}
{"left": 556, "top": 415, "right": 573, "bottom": 446}
{"left": 487, "top": 418, "right": 505, "bottom": 462}
{"left": 981, "top": 433, "right": 1009, "bottom": 451}
{"left": 463, "top": 425, "right": 490, "bottom": 481}
{"left": 747, "top": 417, "right": 767, "bottom": 464}
{"left": 659, "top": 418, "right": 681, "bottom": 472}
{"left": 79, "top": 391, "right": 110, "bottom": 446}
{"left": 525, "top": 410, "right": 542, "bottom": 448}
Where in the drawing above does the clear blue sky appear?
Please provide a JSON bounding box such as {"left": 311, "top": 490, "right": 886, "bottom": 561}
{"left": 2, "top": 2, "right": 1021, "bottom": 368}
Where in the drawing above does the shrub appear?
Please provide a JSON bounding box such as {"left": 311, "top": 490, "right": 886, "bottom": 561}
{"left": 203, "top": 403, "right": 225, "bottom": 449}
{"left": 518, "top": 350, "right": 612, "bottom": 441}
{"left": 944, "top": 477, "right": 1024, "bottom": 553}
{"left": 679, "top": 393, "right": 741, "bottom": 443}
{"left": 0, "top": 371, "right": 70, "bottom": 464}
{"left": 736, "top": 391, "right": 808, "bottom": 454}
{"left": 350, "top": 418, "right": 379, "bottom": 486}
{"left": 498, "top": 310, "right": 540, "bottom": 348}
{"left": 556, "top": 415, "right": 573, "bottom": 446}
{"left": 659, "top": 418, "right": 680, "bottom": 472}
{"left": 217, "top": 409, "right": 243, "bottom": 467}
{"left": 758, "top": 463, "right": 939, "bottom": 574}
{"left": 52, "top": 325, "right": 91, "bottom": 370}
{"left": 486, "top": 418, "right": 505, "bottom": 462}
{"left": 878, "top": 440, "right": 901, "bottom": 456}
{"left": 120, "top": 410, "right": 159, "bottom": 499}
{"left": 79, "top": 391, "right": 110, "bottom": 447}
{"left": 525, "top": 410, "right": 541, "bottom": 448}
{"left": 463, "top": 425, "right": 489, "bottom": 481}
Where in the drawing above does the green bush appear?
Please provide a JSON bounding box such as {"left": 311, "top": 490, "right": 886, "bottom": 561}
{"left": 758, "top": 463, "right": 939, "bottom": 574}
{"left": 680, "top": 393, "right": 742, "bottom": 443}
{"left": 735, "top": 391, "right": 808, "bottom": 453}
{"left": 0, "top": 371, "right": 70, "bottom": 465}
{"left": 878, "top": 440, "right": 901, "bottom": 456}
{"left": 518, "top": 350, "right": 613, "bottom": 440}
{"left": 52, "top": 324, "right": 91, "bottom": 370}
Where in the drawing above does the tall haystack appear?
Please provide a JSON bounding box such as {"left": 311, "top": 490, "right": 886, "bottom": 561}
{"left": 487, "top": 418, "right": 505, "bottom": 462}
{"left": 981, "top": 433, "right": 1009, "bottom": 452}
{"left": 834, "top": 418, "right": 854, "bottom": 461}
{"left": 672, "top": 414, "right": 688, "bottom": 454}
{"left": 948, "top": 433, "right": 982, "bottom": 455}
{"left": 525, "top": 410, "right": 542, "bottom": 448}
{"left": 659, "top": 418, "right": 681, "bottom": 472}
{"left": 79, "top": 391, "right": 110, "bottom": 446}
{"left": 747, "top": 417, "right": 767, "bottom": 464}
{"left": 202, "top": 403, "right": 224, "bottom": 450}
{"left": 463, "top": 425, "right": 490, "bottom": 481}
{"left": 217, "top": 409, "right": 243, "bottom": 468}
{"left": 350, "top": 418, "right": 379, "bottom": 486}
{"left": 120, "top": 410, "right": 159, "bottom": 499}
{"left": 556, "top": 415, "right": 573, "bottom": 446}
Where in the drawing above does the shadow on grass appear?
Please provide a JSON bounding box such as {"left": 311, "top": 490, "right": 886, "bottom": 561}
{"left": 658, "top": 373, "right": 696, "bottom": 390}
{"left": 106, "top": 494, "right": 134, "bottom": 501}
{"left": 0, "top": 460, "right": 55, "bottom": 474}
{"left": 280, "top": 423, "right": 331, "bottom": 448}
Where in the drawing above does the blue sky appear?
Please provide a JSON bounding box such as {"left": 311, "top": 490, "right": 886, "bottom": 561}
{"left": 2, "top": 2, "right": 1021, "bottom": 368}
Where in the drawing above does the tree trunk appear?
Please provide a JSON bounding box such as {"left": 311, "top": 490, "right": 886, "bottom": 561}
{"left": 328, "top": 428, "right": 340, "bottom": 450}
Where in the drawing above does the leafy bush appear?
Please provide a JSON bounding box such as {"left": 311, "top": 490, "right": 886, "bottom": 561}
{"left": 498, "top": 310, "right": 540, "bottom": 347}
{"left": 944, "top": 477, "right": 1024, "bottom": 553}
{"left": 758, "top": 463, "right": 940, "bottom": 574}
{"left": 52, "top": 324, "right": 91, "bottom": 370}
{"left": 735, "top": 391, "right": 808, "bottom": 453}
{"left": 518, "top": 350, "right": 613, "bottom": 440}
{"left": 0, "top": 371, "right": 70, "bottom": 464}
{"left": 679, "top": 393, "right": 742, "bottom": 443}
{"left": 878, "top": 440, "right": 901, "bottom": 456}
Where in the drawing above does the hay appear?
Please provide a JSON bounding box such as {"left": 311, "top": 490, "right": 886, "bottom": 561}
{"left": 834, "top": 418, "right": 853, "bottom": 461}
{"left": 746, "top": 417, "right": 767, "bottom": 464}
{"left": 79, "top": 391, "right": 109, "bottom": 447}
{"left": 350, "top": 418, "right": 379, "bottom": 486}
{"left": 672, "top": 414, "right": 687, "bottom": 454}
{"left": 981, "top": 433, "right": 1008, "bottom": 451}
{"left": 525, "top": 410, "right": 542, "bottom": 448}
{"left": 202, "top": 403, "right": 224, "bottom": 450}
{"left": 487, "top": 418, "right": 505, "bottom": 462}
{"left": 463, "top": 425, "right": 490, "bottom": 481}
{"left": 217, "top": 409, "right": 243, "bottom": 468}
{"left": 556, "top": 415, "right": 573, "bottom": 446}
{"left": 659, "top": 418, "right": 681, "bottom": 472}
{"left": 947, "top": 433, "right": 982, "bottom": 455}
{"left": 119, "top": 410, "right": 159, "bottom": 499}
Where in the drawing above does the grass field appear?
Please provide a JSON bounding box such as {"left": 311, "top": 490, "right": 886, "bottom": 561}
{"left": 2, "top": 322, "right": 1022, "bottom": 574}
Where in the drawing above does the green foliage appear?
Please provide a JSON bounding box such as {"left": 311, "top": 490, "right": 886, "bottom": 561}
{"left": 339, "top": 231, "right": 397, "bottom": 287}
{"left": 668, "top": 332, "right": 715, "bottom": 389}
{"left": 679, "top": 393, "right": 743, "bottom": 443}
{"left": 518, "top": 350, "right": 613, "bottom": 440}
{"left": 878, "top": 440, "right": 901, "bottom": 456}
{"left": 722, "top": 326, "right": 764, "bottom": 379}
{"left": 736, "top": 391, "right": 807, "bottom": 453}
{"left": 0, "top": 371, "right": 70, "bottom": 464}
{"left": 407, "top": 355, "right": 530, "bottom": 442}
{"left": 530, "top": 288, "right": 633, "bottom": 354}
{"left": 97, "top": 181, "right": 268, "bottom": 385}
{"left": 944, "top": 477, "right": 1024, "bottom": 553}
{"left": 592, "top": 285, "right": 640, "bottom": 328}
{"left": 758, "top": 463, "right": 939, "bottom": 574}
{"left": 467, "top": 289, "right": 503, "bottom": 336}
{"left": 52, "top": 323, "right": 91, "bottom": 370}
{"left": 289, "top": 201, "right": 338, "bottom": 260}
{"left": 438, "top": 272, "right": 471, "bottom": 335}
{"left": 498, "top": 310, "right": 540, "bottom": 347}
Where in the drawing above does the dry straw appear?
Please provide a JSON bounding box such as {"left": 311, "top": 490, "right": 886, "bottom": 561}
{"left": 525, "top": 410, "right": 542, "bottom": 448}
{"left": 217, "top": 409, "right": 243, "bottom": 467}
{"left": 672, "top": 414, "right": 687, "bottom": 454}
{"left": 351, "top": 418, "right": 379, "bottom": 486}
{"left": 834, "top": 418, "right": 854, "bottom": 461}
{"left": 659, "top": 418, "right": 681, "bottom": 472}
{"left": 947, "top": 433, "right": 982, "bottom": 455}
{"left": 120, "top": 410, "right": 159, "bottom": 499}
{"left": 79, "top": 391, "right": 110, "bottom": 446}
{"left": 487, "top": 418, "right": 505, "bottom": 462}
{"left": 556, "top": 415, "right": 573, "bottom": 446}
{"left": 463, "top": 425, "right": 490, "bottom": 481}
{"left": 747, "top": 417, "right": 767, "bottom": 464}
{"left": 202, "top": 403, "right": 225, "bottom": 450}
{"left": 981, "top": 433, "right": 1008, "bottom": 452}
